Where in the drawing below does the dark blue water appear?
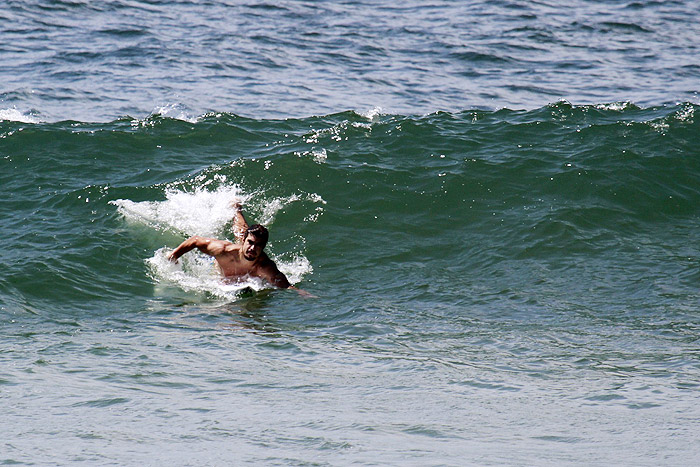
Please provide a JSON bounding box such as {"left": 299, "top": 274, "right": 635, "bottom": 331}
{"left": 2, "top": 0, "right": 699, "bottom": 121}
{"left": 2, "top": 1, "right": 700, "bottom": 465}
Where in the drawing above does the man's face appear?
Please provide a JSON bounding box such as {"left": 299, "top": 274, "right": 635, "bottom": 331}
{"left": 243, "top": 234, "right": 265, "bottom": 261}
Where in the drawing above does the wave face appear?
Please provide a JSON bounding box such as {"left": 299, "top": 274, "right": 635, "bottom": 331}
{"left": 3, "top": 103, "right": 699, "bottom": 308}
{"left": 2, "top": 103, "right": 700, "bottom": 464}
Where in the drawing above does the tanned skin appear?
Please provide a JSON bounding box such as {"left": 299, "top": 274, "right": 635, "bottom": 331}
{"left": 168, "top": 203, "right": 312, "bottom": 296}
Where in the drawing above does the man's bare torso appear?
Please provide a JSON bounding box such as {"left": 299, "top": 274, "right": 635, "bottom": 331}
{"left": 168, "top": 205, "right": 295, "bottom": 291}
{"left": 209, "top": 241, "right": 289, "bottom": 288}
{"left": 214, "top": 243, "right": 268, "bottom": 278}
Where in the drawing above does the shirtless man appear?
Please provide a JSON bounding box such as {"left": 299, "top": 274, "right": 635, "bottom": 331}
{"left": 168, "top": 203, "right": 310, "bottom": 295}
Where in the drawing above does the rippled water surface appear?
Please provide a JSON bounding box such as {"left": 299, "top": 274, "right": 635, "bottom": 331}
{"left": 2, "top": 1, "right": 700, "bottom": 465}
{"left": 2, "top": 0, "right": 700, "bottom": 121}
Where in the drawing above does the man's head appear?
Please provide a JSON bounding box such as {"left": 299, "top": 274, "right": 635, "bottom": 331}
{"left": 242, "top": 224, "right": 269, "bottom": 261}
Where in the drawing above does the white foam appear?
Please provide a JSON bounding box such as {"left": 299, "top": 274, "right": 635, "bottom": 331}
{"left": 258, "top": 192, "right": 326, "bottom": 225}
{"left": 595, "top": 102, "right": 634, "bottom": 112}
{"left": 312, "top": 148, "right": 327, "bottom": 163}
{"left": 0, "top": 107, "right": 41, "bottom": 123}
{"left": 277, "top": 254, "right": 313, "bottom": 285}
{"left": 674, "top": 104, "right": 695, "bottom": 123}
{"left": 357, "top": 106, "right": 384, "bottom": 120}
{"left": 112, "top": 184, "right": 245, "bottom": 237}
{"left": 150, "top": 103, "right": 200, "bottom": 123}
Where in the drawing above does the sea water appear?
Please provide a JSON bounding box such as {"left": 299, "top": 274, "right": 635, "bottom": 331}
{"left": 2, "top": 1, "right": 700, "bottom": 465}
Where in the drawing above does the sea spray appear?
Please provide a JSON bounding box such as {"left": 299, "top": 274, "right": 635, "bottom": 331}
{"left": 112, "top": 184, "right": 246, "bottom": 237}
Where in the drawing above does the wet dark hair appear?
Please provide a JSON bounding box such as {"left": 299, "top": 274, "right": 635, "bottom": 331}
{"left": 244, "top": 224, "right": 269, "bottom": 246}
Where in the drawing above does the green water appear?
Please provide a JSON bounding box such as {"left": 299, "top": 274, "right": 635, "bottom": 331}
{"left": 2, "top": 104, "right": 700, "bottom": 464}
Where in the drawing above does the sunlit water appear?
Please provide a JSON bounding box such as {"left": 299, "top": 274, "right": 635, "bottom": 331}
{"left": 2, "top": 1, "right": 700, "bottom": 465}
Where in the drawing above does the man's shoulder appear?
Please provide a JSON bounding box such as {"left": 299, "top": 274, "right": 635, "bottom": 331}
{"left": 256, "top": 253, "right": 279, "bottom": 270}
{"left": 217, "top": 241, "right": 240, "bottom": 255}
{"left": 253, "top": 253, "right": 289, "bottom": 287}
{"left": 223, "top": 241, "right": 240, "bottom": 249}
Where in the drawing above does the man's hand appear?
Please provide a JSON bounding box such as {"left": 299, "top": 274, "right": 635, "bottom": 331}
{"left": 289, "top": 286, "right": 317, "bottom": 298}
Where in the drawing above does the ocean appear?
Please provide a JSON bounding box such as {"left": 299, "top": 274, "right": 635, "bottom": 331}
{"left": 2, "top": 1, "right": 700, "bottom": 465}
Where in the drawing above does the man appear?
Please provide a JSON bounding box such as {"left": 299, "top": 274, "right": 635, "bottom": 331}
{"left": 168, "top": 203, "right": 311, "bottom": 296}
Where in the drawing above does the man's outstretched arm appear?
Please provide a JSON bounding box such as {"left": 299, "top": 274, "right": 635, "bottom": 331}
{"left": 168, "top": 236, "right": 230, "bottom": 262}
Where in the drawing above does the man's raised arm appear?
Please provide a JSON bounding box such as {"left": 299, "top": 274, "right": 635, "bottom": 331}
{"left": 168, "top": 236, "right": 229, "bottom": 262}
